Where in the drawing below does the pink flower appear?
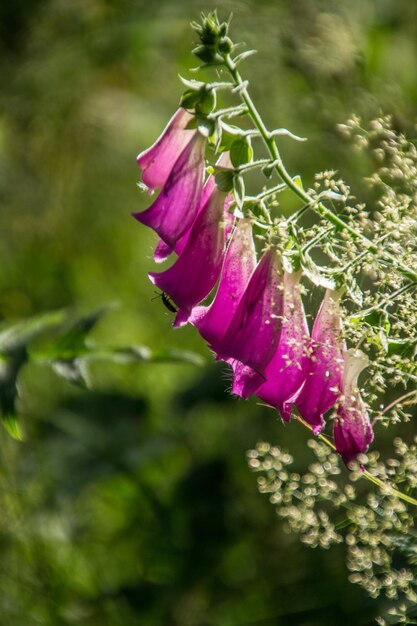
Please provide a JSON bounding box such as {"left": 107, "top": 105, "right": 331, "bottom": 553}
{"left": 149, "top": 187, "right": 230, "bottom": 327}
{"left": 190, "top": 218, "right": 257, "bottom": 348}
{"left": 216, "top": 247, "right": 285, "bottom": 398}
{"left": 256, "top": 270, "right": 310, "bottom": 421}
{"left": 133, "top": 131, "right": 206, "bottom": 254}
{"left": 333, "top": 350, "right": 374, "bottom": 464}
{"left": 294, "top": 289, "right": 345, "bottom": 434}
{"left": 137, "top": 107, "right": 195, "bottom": 190}
{"left": 153, "top": 152, "right": 233, "bottom": 263}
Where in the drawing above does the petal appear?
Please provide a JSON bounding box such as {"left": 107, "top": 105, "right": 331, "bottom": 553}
{"left": 190, "top": 218, "right": 257, "bottom": 348}
{"left": 133, "top": 133, "right": 206, "bottom": 249}
{"left": 137, "top": 108, "right": 194, "bottom": 190}
{"left": 257, "top": 271, "right": 310, "bottom": 421}
{"left": 216, "top": 247, "right": 284, "bottom": 384}
{"left": 333, "top": 350, "right": 373, "bottom": 464}
{"left": 231, "top": 361, "right": 266, "bottom": 399}
{"left": 149, "top": 188, "right": 229, "bottom": 327}
{"left": 293, "top": 289, "right": 345, "bottom": 433}
{"left": 153, "top": 152, "right": 233, "bottom": 263}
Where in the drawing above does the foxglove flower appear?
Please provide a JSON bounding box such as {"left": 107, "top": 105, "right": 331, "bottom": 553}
{"left": 256, "top": 270, "right": 310, "bottom": 421}
{"left": 153, "top": 152, "right": 233, "bottom": 263}
{"left": 137, "top": 107, "right": 194, "bottom": 190}
{"left": 294, "top": 289, "right": 345, "bottom": 434}
{"left": 133, "top": 131, "right": 206, "bottom": 254}
{"left": 333, "top": 349, "right": 374, "bottom": 465}
{"left": 216, "top": 247, "right": 284, "bottom": 398}
{"left": 149, "top": 187, "right": 229, "bottom": 328}
{"left": 190, "top": 218, "right": 257, "bottom": 347}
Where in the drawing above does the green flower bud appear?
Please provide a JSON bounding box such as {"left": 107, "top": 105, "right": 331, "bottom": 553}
{"left": 193, "top": 45, "right": 217, "bottom": 64}
{"left": 218, "top": 37, "right": 233, "bottom": 54}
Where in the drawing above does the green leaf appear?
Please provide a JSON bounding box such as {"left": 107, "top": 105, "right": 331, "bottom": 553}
{"left": 43, "top": 307, "right": 110, "bottom": 359}
{"left": 0, "top": 348, "right": 27, "bottom": 441}
{"left": 386, "top": 338, "right": 417, "bottom": 358}
{"left": 0, "top": 309, "right": 66, "bottom": 353}
{"left": 233, "top": 50, "right": 257, "bottom": 66}
{"left": 178, "top": 75, "right": 205, "bottom": 90}
{"left": 230, "top": 137, "right": 253, "bottom": 168}
{"left": 1, "top": 413, "right": 24, "bottom": 441}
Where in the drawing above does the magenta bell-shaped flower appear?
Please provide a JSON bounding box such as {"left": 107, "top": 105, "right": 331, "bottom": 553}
{"left": 293, "top": 289, "right": 345, "bottom": 434}
{"left": 148, "top": 187, "right": 229, "bottom": 328}
{"left": 216, "top": 246, "right": 285, "bottom": 398}
{"left": 333, "top": 349, "right": 374, "bottom": 465}
{"left": 190, "top": 218, "right": 257, "bottom": 348}
{"left": 137, "top": 107, "right": 195, "bottom": 190}
{"left": 256, "top": 270, "right": 310, "bottom": 421}
{"left": 153, "top": 152, "right": 233, "bottom": 263}
{"left": 133, "top": 131, "right": 206, "bottom": 253}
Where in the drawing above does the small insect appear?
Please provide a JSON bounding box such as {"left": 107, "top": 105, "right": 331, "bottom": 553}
{"left": 152, "top": 291, "right": 178, "bottom": 313}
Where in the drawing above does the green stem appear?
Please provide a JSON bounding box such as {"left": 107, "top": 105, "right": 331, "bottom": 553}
{"left": 223, "top": 54, "right": 417, "bottom": 284}
{"left": 348, "top": 282, "right": 416, "bottom": 321}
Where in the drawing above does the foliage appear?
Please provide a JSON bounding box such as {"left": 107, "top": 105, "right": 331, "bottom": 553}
{"left": 1, "top": 1, "right": 417, "bottom": 624}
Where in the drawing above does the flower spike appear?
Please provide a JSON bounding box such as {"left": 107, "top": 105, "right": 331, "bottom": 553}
{"left": 333, "top": 349, "right": 374, "bottom": 465}
{"left": 293, "top": 289, "right": 345, "bottom": 434}
{"left": 257, "top": 270, "right": 310, "bottom": 421}
{"left": 137, "top": 107, "right": 195, "bottom": 190}
{"left": 149, "top": 187, "right": 230, "bottom": 327}
{"left": 133, "top": 131, "right": 206, "bottom": 252}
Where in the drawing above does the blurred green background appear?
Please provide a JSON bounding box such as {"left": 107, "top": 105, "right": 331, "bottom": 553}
{"left": 0, "top": 0, "right": 416, "bottom": 624}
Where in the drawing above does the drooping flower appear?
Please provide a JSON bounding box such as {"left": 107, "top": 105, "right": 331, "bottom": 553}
{"left": 133, "top": 131, "right": 206, "bottom": 254}
{"left": 333, "top": 349, "right": 374, "bottom": 465}
{"left": 149, "top": 186, "right": 229, "bottom": 328}
{"left": 137, "top": 107, "right": 195, "bottom": 190}
{"left": 256, "top": 270, "right": 310, "bottom": 421}
{"left": 293, "top": 289, "right": 345, "bottom": 434}
{"left": 153, "top": 152, "right": 233, "bottom": 263}
{"left": 215, "top": 246, "right": 284, "bottom": 398}
{"left": 190, "top": 218, "right": 257, "bottom": 347}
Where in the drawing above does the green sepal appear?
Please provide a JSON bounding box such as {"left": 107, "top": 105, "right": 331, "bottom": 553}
{"left": 215, "top": 124, "right": 242, "bottom": 153}
{"left": 215, "top": 168, "right": 234, "bottom": 192}
{"left": 230, "top": 137, "right": 253, "bottom": 168}
{"left": 180, "top": 89, "right": 201, "bottom": 110}
{"left": 195, "top": 89, "right": 216, "bottom": 115}
{"left": 233, "top": 175, "right": 246, "bottom": 208}
{"left": 218, "top": 37, "right": 233, "bottom": 53}
{"left": 196, "top": 115, "right": 215, "bottom": 139}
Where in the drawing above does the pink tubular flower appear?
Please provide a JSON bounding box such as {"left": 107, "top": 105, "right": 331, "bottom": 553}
{"left": 132, "top": 131, "right": 206, "bottom": 253}
{"left": 256, "top": 270, "right": 310, "bottom": 421}
{"left": 153, "top": 152, "right": 233, "bottom": 263}
{"left": 149, "top": 187, "right": 229, "bottom": 328}
{"left": 137, "top": 107, "right": 194, "bottom": 190}
{"left": 216, "top": 246, "right": 284, "bottom": 398}
{"left": 333, "top": 349, "right": 374, "bottom": 465}
{"left": 190, "top": 218, "right": 257, "bottom": 348}
{"left": 293, "top": 289, "right": 345, "bottom": 434}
